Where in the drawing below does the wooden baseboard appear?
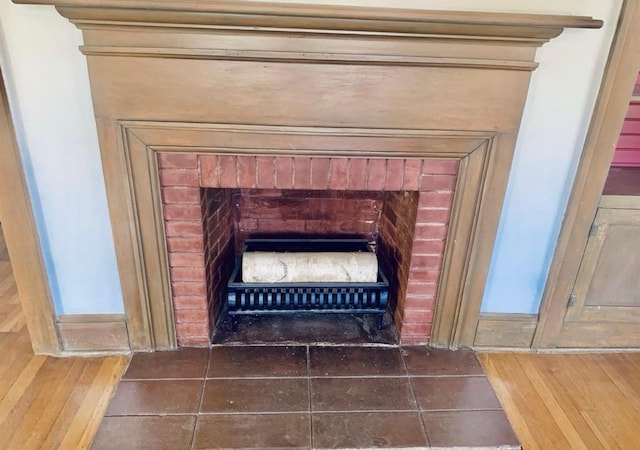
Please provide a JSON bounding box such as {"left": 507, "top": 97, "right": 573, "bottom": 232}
{"left": 558, "top": 322, "right": 640, "bottom": 348}
{"left": 474, "top": 313, "right": 538, "bottom": 348}
{"left": 57, "top": 314, "right": 130, "bottom": 352}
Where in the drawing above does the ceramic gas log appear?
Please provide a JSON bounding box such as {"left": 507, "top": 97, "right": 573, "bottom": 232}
{"left": 242, "top": 251, "right": 379, "bottom": 283}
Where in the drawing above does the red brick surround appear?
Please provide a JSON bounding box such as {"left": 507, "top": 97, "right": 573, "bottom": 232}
{"left": 378, "top": 191, "right": 420, "bottom": 333}
{"left": 159, "top": 153, "right": 458, "bottom": 346}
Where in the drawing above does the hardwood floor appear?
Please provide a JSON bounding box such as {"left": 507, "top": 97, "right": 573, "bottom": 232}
{"left": 0, "top": 225, "right": 128, "bottom": 450}
{"left": 480, "top": 352, "right": 640, "bottom": 450}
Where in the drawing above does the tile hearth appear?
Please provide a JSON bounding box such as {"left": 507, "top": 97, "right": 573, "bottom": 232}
{"left": 91, "top": 346, "right": 520, "bottom": 449}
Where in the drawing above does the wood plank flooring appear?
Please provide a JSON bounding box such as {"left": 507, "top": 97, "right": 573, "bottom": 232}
{"left": 480, "top": 352, "right": 640, "bottom": 450}
{"left": 0, "top": 225, "right": 127, "bottom": 450}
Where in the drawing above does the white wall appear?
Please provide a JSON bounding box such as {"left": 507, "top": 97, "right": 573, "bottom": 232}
{"left": 0, "top": 4, "right": 122, "bottom": 314}
{"left": 0, "top": 0, "right": 621, "bottom": 316}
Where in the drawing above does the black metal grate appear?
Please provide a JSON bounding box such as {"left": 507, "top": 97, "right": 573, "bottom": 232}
{"left": 226, "top": 239, "right": 389, "bottom": 330}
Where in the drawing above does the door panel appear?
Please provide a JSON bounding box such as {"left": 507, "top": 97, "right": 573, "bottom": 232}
{"left": 584, "top": 223, "right": 639, "bottom": 306}
{"left": 558, "top": 203, "right": 640, "bottom": 347}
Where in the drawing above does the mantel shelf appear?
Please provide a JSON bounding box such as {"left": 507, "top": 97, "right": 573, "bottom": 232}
{"left": 13, "top": 0, "right": 602, "bottom": 41}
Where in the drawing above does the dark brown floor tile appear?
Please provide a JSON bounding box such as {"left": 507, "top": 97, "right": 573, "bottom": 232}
{"left": 201, "top": 378, "right": 309, "bottom": 413}
{"left": 422, "top": 410, "right": 520, "bottom": 448}
{"left": 105, "top": 379, "right": 203, "bottom": 415}
{"left": 90, "top": 415, "right": 196, "bottom": 450}
{"left": 310, "top": 346, "right": 405, "bottom": 377}
{"left": 123, "top": 347, "right": 209, "bottom": 379}
{"left": 412, "top": 376, "right": 502, "bottom": 411}
{"left": 208, "top": 345, "right": 307, "bottom": 377}
{"left": 313, "top": 412, "right": 427, "bottom": 449}
{"left": 402, "top": 346, "right": 484, "bottom": 376}
{"left": 311, "top": 377, "right": 416, "bottom": 411}
{"left": 193, "top": 413, "right": 311, "bottom": 449}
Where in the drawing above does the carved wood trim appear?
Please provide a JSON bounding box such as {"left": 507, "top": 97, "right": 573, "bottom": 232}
{"left": 430, "top": 141, "right": 489, "bottom": 348}
{"left": 124, "top": 131, "right": 176, "bottom": 349}
{"left": 0, "top": 70, "right": 60, "bottom": 355}
{"left": 128, "top": 123, "right": 490, "bottom": 158}
{"left": 113, "top": 122, "right": 498, "bottom": 350}
{"left": 79, "top": 47, "right": 540, "bottom": 71}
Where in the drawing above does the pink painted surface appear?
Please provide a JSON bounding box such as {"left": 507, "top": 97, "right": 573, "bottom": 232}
{"left": 612, "top": 72, "right": 640, "bottom": 167}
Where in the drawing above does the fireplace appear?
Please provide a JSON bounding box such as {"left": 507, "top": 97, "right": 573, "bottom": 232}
{"left": 158, "top": 153, "right": 457, "bottom": 345}
{"left": 29, "top": 0, "right": 600, "bottom": 350}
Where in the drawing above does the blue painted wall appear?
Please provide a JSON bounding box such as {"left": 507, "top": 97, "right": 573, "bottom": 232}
{"left": 0, "top": 5, "right": 123, "bottom": 314}
{"left": 0, "top": 0, "right": 622, "bottom": 316}
{"left": 481, "top": 16, "right": 622, "bottom": 313}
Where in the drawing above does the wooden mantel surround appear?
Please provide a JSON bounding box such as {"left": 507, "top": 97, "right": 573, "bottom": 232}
{"left": 14, "top": 0, "right": 601, "bottom": 351}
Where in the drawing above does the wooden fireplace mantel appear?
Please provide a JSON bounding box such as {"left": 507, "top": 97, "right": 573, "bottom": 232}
{"left": 16, "top": 0, "right": 601, "bottom": 42}
{"left": 12, "top": 0, "right": 603, "bottom": 352}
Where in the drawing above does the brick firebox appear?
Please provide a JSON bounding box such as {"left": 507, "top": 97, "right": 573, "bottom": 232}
{"left": 159, "top": 153, "right": 458, "bottom": 346}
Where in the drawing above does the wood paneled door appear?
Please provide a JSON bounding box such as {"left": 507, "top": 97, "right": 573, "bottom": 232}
{"left": 557, "top": 196, "right": 640, "bottom": 347}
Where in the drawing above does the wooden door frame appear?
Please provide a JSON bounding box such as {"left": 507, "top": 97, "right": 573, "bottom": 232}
{"left": 0, "top": 69, "right": 60, "bottom": 355}
{"left": 533, "top": 0, "right": 640, "bottom": 348}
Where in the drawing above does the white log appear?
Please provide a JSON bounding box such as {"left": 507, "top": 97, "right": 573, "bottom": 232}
{"left": 242, "top": 251, "right": 378, "bottom": 283}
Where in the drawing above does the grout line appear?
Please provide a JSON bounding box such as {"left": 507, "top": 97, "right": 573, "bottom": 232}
{"left": 401, "top": 349, "right": 430, "bottom": 447}
{"left": 209, "top": 343, "right": 313, "bottom": 348}
{"left": 307, "top": 345, "right": 314, "bottom": 450}
{"left": 308, "top": 374, "right": 408, "bottom": 379}
{"left": 194, "top": 409, "right": 420, "bottom": 415}
{"left": 188, "top": 351, "right": 211, "bottom": 450}
{"left": 308, "top": 375, "right": 411, "bottom": 382}
{"left": 196, "top": 411, "right": 312, "bottom": 416}
{"left": 205, "top": 376, "right": 309, "bottom": 380}
{"left": 304, "top": 409, "right": 421, "bottom": 414}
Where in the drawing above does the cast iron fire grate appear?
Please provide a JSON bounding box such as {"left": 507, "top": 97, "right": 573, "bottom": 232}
{"left": 226, "top": 239, "right": 389, "bottom": 331}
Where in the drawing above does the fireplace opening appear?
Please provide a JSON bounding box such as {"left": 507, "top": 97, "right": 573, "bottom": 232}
{"left": 200, "top": 187, "right": 420, "bottom": 343}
